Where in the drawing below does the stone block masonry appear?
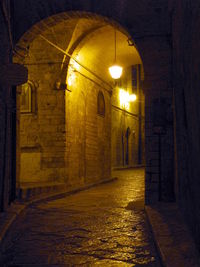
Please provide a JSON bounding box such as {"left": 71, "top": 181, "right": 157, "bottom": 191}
{"left": 1, "top": 0, "right": 175, "bottom": 216}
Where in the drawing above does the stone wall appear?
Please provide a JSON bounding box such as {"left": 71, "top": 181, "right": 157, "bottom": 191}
{"left": 66, "top": 65, "right": 111, "bottom": 186}
{"left": 15, "top": 30, "right": 66, "bottom": 184}
{"left": 0, "top": 3, "right": 16, "bottom": 210}
{"left": 14, "top": 18, "right": 112, "bottom": 187}
{"left": 171, "top": 0, "right": 200, "bottom": 251}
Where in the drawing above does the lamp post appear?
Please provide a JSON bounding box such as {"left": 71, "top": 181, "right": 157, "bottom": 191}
{"left": 109, "top": 29, "right": 123, "bottom": 79}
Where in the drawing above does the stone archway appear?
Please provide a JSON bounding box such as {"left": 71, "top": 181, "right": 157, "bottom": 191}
{"left": 13, "top": 11, "right": 146, "bottom": 199}
{"left": 0, "top": 1, "right": 175, "bottom": 209}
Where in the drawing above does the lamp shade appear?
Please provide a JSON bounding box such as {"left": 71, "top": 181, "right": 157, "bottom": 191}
{"left": 109, "top": 65, "right": 123, "bottom": 79}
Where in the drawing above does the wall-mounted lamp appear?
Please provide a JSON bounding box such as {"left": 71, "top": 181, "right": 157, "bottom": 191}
{"left": 119, "top": 89, "right": 136, "bottom": 109}
{"left": 109, "top": 30, "right": 123, "bottom": 79}
{"left": 129, "top": 94, "right": 137, "bottom": 102}
{"left": 55, "top": 80, "right": 71, "bottom": 92}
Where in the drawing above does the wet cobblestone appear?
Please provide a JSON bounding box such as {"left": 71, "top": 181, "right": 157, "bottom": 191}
{"left": 0, "top": 169, "right": 161, "bottom": 266}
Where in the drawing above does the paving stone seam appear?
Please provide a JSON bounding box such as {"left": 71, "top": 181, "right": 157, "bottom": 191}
{"left": 0, "top": 177, "right": 117, "bottom": 247}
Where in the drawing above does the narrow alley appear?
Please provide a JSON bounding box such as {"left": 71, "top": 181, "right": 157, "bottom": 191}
{"left": 0, "top": 169, "right": 161, "bottom": 266}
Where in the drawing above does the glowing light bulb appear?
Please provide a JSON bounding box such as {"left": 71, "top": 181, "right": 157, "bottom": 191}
{"left": 129, "top": 94, "right": 137, "bottom": 102}
{"left": 119, "top": 89, "right": 129, "bottom": 109}
{"left": 119, "top": 90, "right": 137, "bottom": 109}
{"left": 109, "top": 65, "right": 123, "bottom": 79}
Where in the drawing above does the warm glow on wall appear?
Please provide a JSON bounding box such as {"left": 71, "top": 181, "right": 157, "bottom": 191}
{"left": 119, "top": 89, "right": 136, "bottom": 109}
{"left": 67, "top": 55, "right": 80, "bottom": 86}
{"left": 109, "top": 65, "right": 123, "bottom": 79}
{"left": 67, "top": 71, "right": 76, "bottom": 86}
{"left": 70, "top": 58, "right": 80, "bottom": 71}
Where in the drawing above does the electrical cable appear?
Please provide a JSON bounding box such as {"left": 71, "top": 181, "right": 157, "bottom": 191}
{"left": 39, "top": 34, "right": 113, "bottom": 90}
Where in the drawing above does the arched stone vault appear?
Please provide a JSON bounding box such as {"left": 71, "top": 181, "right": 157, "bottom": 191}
{"left": 14, "top": 12, "right": 146, "bottom": 196}
{"left": 7, "top": 0, "right": 175, "bottom": 205}
{"left": 14, "top": 12, "right": 141, "bottom": 85}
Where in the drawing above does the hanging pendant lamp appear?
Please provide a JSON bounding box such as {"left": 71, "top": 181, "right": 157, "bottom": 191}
{"left": 109, "top": 29, "right": 123, "bottom": 79}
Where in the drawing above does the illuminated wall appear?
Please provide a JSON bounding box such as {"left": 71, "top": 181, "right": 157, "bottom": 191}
{"left": 66, "top": 55, "right": 111, "bottom": 185}
{"left": 111, "top": 65, "right": 145, "bottom": 168}
{"left": 14, "top": 18, "right": 118, "bottom": 187}
{"left": 16, "top": 31, "right": 66, "bottom": 184}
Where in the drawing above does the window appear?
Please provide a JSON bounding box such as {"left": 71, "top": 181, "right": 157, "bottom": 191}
{"left": 20, "top": 81, "right": 37, "bottom": 114}
{"left": 97, "top": 90, "right": 105, "bottom": 117}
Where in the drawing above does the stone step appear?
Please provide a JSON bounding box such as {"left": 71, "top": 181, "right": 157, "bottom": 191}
{"left": 17, "top": 182, "right": 68, "bottom": 200}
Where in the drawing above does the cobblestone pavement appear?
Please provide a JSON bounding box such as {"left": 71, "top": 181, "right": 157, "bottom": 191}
{"left": 0, "top": 168, "right": 161, "bottom": 266}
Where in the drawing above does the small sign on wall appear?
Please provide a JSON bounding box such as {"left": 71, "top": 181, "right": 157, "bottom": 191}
{"left": 0, "top": 63, "right": 28, "bottom": 86}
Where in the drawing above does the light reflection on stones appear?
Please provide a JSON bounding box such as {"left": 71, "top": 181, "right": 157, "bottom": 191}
{"left": 0, "top": 169, "right": 161, "bottom": 266}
